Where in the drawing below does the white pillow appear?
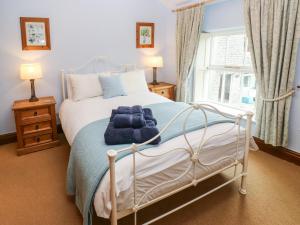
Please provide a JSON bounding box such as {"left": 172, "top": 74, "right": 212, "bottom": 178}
{"left": 66, "top": 72, "right": 111, "bottom": 99}
{"left": 69, "top": 73, "right": 103, "bottom": 101}
{"left": 120, "top": 70, "right": 149, "bottom": 94}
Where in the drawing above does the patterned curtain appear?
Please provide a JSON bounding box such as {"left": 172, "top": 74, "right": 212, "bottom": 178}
{"left": 244, "top": 0, "right": 300, "bottom": 146}
{"left": 176, "top": 5, "right": 204, "bottom": 102}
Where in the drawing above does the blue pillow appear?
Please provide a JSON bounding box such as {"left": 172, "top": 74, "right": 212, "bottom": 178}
{"left": 99, "top": 75, "right": 126, "bottom": 99}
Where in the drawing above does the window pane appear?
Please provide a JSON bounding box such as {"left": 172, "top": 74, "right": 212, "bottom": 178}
{"left": 228, "top": 73, "right": 242, "bottom": 105}
{"left": 240, "top": 73, "right": 256, "bottom": 107}
{"left": 226, "top": 35, "right": 244, "bottom": 66}
{"left": 206, "top": 70, "right": 223, "bottom": 102}
{"left": 244, "top": 38, "right": 252, "bottom": 67}
{"left": 211, "top": 36, "right": 227, "bottom": 65}
{"left": 223, "top": 73, "right": 232, "bottom": 103}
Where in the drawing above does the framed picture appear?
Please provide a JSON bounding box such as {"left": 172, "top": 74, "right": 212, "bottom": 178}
{"left": 136, "top": 22, "right": 154, "bottom": 48}
{"left": 20, "top": 17, "right": 51, "bottom": 50}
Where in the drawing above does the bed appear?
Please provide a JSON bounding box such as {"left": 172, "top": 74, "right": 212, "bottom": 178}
{"left": 60, "top": 57, "right": 254, "bottom": 225}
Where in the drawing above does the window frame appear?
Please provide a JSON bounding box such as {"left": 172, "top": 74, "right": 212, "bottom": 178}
{"left": 194, "top": 29, "right": 255, "bottom": 112}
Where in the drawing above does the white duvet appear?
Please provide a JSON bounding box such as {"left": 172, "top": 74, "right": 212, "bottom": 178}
{"left": 59, "top": 92, "right": 246, "bottom": 218}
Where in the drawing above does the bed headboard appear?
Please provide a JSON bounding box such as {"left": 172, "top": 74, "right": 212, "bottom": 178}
{"left": 61, "top": 56, "right": 136, "bottom": 100}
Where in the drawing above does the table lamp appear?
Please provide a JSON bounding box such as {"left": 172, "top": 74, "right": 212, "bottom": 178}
{"left": 147, "top": 56, "right": 163, "bottom": 85}
{"left": 20, "top": 63, "right": 43, "bottom": 102}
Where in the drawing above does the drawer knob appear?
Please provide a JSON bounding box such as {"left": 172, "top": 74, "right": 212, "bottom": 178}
{"left": 36, "top": 137, "right": 40, "bottom": 142}
{"left": 34, "top": 111, "right": 38, "bottom": 116}
{"left": 161, "top": 91, "right": 165, "bottom": 94}
{"left": 35, "top": 125, "right": 39, "bottom": 130}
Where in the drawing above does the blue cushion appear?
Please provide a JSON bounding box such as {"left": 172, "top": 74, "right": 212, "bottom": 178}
{"left": 99, "top": 75, "right": 126, "bottom": 99}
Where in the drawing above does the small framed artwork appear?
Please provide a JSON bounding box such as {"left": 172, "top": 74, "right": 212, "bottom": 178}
{"left": 136, "top": 22, "right": 154, "bottom": 48}
{"left": 20, "top": 17, "right": 51, "bottom": 50}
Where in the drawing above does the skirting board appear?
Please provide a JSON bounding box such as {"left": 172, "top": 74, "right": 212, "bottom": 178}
{"left": 254, "top": 137, "right": 300, "bottom": 166}
{"left": 0, "top": 124, "right": 63, "bottom": 145}
{"left": 0, "top": 132, "right": 17, "bottom": 145}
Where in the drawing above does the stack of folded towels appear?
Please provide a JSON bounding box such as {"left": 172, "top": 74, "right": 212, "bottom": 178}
{"left": 104, "top": 105, "right": 161, "bottom": 145}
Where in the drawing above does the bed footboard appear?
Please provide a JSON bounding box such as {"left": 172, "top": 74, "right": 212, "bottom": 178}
{"left": 107, "top": 103, "right": 253, "bottom": 225}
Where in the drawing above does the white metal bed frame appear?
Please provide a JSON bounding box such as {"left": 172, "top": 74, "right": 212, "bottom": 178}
{"left": 61, "top": 57, "right": 253, "bottom": 225}
{"left": 107, "top": 105, "right": 253, "bottom": 225}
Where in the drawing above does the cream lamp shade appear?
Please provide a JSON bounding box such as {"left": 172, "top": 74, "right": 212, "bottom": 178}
{"left": 20, "top": 63, "right": 43, "bottom": 80}
{"left": 146, "top": 56, "right": 164, "bottom": 68}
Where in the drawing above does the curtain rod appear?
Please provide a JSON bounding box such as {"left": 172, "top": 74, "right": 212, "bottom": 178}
{"left": 172, "top": 0, "right": 215, "bottom": 12}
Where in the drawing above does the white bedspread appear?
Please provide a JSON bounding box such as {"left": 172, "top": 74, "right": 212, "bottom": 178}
{"left": 59, "top": 92, "right": 246, "bottom": 218}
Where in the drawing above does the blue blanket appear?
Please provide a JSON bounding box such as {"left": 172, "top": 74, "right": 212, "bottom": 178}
{"left": 66, "top": 102, "right": 234, "bottom": 225}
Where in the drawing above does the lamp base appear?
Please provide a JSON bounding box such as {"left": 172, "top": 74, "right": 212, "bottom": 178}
{"left": 150, "top": 81, "right": 160, "bottom": 85}
{"left": 29, "top": 96, "right": 39, "bottom": 102}
{"left": 151, "top": 67, "right": 160, "bottom": 86}
{"left": 29, "top": 79, "right": 39, "bottom": 102}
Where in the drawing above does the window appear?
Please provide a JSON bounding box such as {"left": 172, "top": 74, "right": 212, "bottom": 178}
{"left": 194, "top": 31, "right": 256, "bottom": 111}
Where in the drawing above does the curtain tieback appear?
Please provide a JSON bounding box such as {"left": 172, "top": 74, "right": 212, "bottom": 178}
{"left": 262, "top": 89, "right": 295, "bottom": 102}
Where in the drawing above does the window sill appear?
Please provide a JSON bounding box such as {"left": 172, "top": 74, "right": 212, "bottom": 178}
{"left": 194, "top": 101, "right": 256, "bottom": 122}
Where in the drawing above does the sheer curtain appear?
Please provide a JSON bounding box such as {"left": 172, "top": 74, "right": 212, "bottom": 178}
{"left": 244, "top": 0, "right": 300, "bottom": 146}
{"left": 176, "top": 5, "right": 204, "bottom": 102}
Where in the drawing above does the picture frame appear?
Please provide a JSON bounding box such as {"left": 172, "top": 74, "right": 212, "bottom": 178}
{"left": 20, "top": 17, "right": 51, "bottom": 50}
{"left": 136, "top": 22, "right": 154, "bottom": 48}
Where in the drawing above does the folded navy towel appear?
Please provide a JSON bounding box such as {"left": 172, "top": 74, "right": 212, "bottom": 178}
{"left": 104, "top": 122, "right": 135, "bottom": 145}
{"left": 104, "top": 120, "right": 161, "bottom": 145}
{"left": 117, "top": 105, "right": 143, "bottom": 114}
{"left": 110, "top": 108, "right": 157, "bottom": 125}
{"left": 113, "top": 114, "right": 146, "bottom": 128}
{"left": 143, "top": 108, "right": 157, "bottom": 125}
{"left": 137, "top": 121, "right": 161, "bottom": 145}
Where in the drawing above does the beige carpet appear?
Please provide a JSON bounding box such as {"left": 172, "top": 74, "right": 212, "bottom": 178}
{"left": 0, "top": 135, "right": 300, "bottom": 225}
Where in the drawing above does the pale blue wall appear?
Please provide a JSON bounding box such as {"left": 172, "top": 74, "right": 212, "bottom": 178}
{"left": 1, "top": 0, "right": 299, "bottom": 152}
{"left": 202, "top": 0, "right": 300, "bottom": 152}
{"left": 0, "top": 0, "right": 176, "bottom": 134}
{"left": 203, "top": 0, "right": 244, "bottom": 32}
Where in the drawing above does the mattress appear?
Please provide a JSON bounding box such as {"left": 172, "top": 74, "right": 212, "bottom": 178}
{"left": 59, "top": 92, "right": 246, "bottom": 218}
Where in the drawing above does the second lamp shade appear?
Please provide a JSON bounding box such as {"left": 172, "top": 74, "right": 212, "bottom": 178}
{"left": 20, "top": 63, "right": 43, "bottom": 80}
{"left": 146, "top": 56, "right": 164, "bottom": 68}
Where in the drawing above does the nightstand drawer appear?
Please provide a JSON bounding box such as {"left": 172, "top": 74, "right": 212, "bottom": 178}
{"left": 148, "top": 82, "right": 175, "bottom": 100}
{"left": 20, "top": 107, "right": 51, "bottom": 125}
{"left": 23, "top": 121, "right": 52, "bottom": 136}
{"left": 21, "top": 115, "right": 51, "bottom": 125}
{"left": 21, "top": 107, "right": 49, "bottom": 119}
{"left": 24, "top": 134, "right": 53, "bottom": 147}
{"left": 154, "top": 89, "right": 171, "bottom": 99}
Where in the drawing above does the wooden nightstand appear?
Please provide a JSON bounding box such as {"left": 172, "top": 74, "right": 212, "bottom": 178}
{"left": 12, "top": 96, "right": 60, "bottom": 156}
{"left": 148, "top": 82, "right": 176, "bottom": 100}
